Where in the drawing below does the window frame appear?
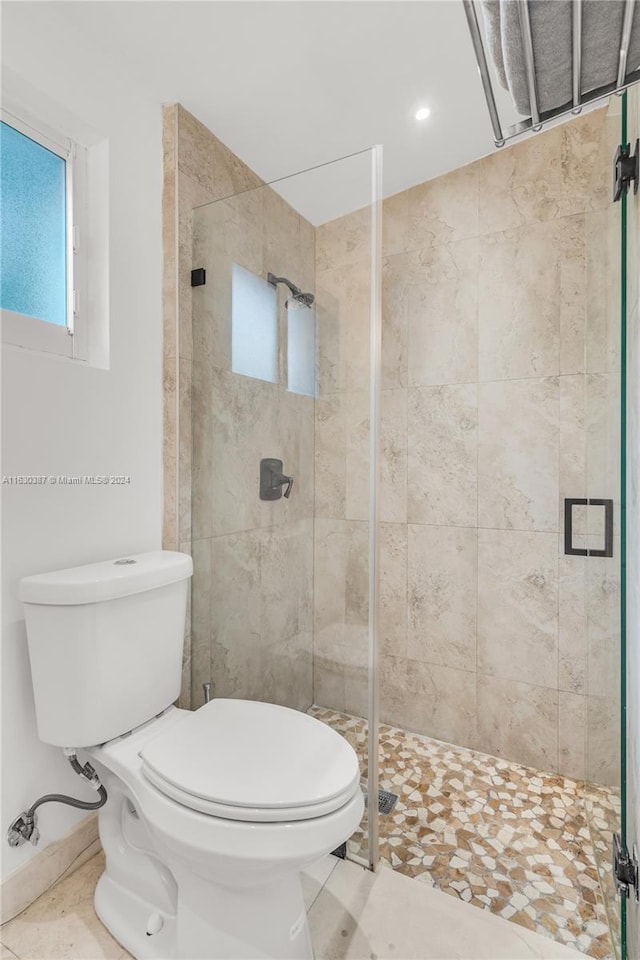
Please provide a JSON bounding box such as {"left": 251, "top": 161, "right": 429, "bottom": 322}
{"left": 1, "top": 105, "right": 87, "bottom": 360}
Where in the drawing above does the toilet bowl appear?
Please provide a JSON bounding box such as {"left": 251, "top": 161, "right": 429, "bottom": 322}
{"left": 89, "top": 701, "right": 363, "bottom": 959}
{"left": 19, "top": 552, "right": 364, "bottom": 960}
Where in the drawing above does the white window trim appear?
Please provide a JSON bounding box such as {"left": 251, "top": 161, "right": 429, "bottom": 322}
{"left": 1, "top": 104, "right": 88, "bottom": 361}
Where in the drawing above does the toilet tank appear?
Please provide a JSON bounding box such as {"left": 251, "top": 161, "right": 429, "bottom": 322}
{"left": 20, "top": 551, "right": 193, "bottom": 748}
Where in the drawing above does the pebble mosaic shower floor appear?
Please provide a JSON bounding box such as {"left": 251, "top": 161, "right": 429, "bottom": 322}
{"left": 308, "top": 706, "right": 620, "bottom": 960}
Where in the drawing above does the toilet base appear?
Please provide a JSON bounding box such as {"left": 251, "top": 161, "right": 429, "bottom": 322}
{"left": 94, "top": 864, "right": 314, "bottom": 960}
{"left": 94, "top": 871, "right": 177, "bottom": 960}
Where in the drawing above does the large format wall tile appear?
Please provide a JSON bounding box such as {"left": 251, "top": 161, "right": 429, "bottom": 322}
{"left": 558, "top": 551, "right": 587, "bottom": 694}
{"left": 586, "top": 205, "right": 619, "bottom": 377}
{"left": 559, "top": 374, "right": 586, "bottom": 527}
{"left": 315, "top": 261, "right": 371, "bottom": 394}
{"left": 382, "top": 190, "right": 408, "bottom": 258}
{"left": 261, "top": 521, "right": 313, "bottom": 647}
{"left": 587, "top": 695, "right": 620, "bottom": 787}
{"left": 314, "top": 395, "right": 346, "bottom": 520}
{"left": 477, "top": 124, "right": 564, "bottom": 235}
{"left": 478, "top": 220, "right": 561, "bottom": 381}
{"left": 477, "top": 529, "right": 558, "bottom": 689}
{"left": 178, "top": 359, "right": 193, "bottom": 545}
{"left": 162, "top": 352, "right": 178, "bottom": 551}
{"left": 345, "top": 521, "right": 369, "bottom": 628}
{"left": 380, "top": 389, "right": 407, "bottom": 524}
{"left": 274, "top": 391, "right": 315, "bottom": 526}
{"left": 190, "top": 538, "right": 212, "bottom": 705}
{"left": 177, "top": 106, "right": 262, "bottom": 200}
{"left": 210, "top": 529, "right": 263, "bottom": 696}
{"left": 316, "top": 206, "right": 371, "bottom": 273}
{"left": 345, "top": 392, "right": 370, "bottom": 522}
{"left": 210, "top": 368, "right": 279, "bottom": 536}
{"left": 407, "top": 239, "right": 479, "bottom": 387}
{"left": 558, "top": 691, "right": 587, "bottom": 781}
{"left": 381, "top": 655, "right": 477, "bottom": 748}
{"left": 314, "top": 518, "right": 346, "bottom": 651}
{"left": 171, "top": 106, "right": 317, "bottom": 720}
{"left": 382, "top": 254, "right": 409, "bottom": 390}
{"left": 171, "top": 102, "right": 617, "bottom": 787}
{"left": 379, "top": 523, "right": 407, "bottom": 660}
{"left": 478, "top": 377, "right": 559, "bottom": 532}
{"left": 558, "top": 215, "right": 587, "bottom": 375}
{"left": 406, "top": 162, "right": 479, "bottom": 249}
{"left": 191, "top": 361, "right": 213, "bottom": 540}
{"left": 586, "top": 556, "right": 620, "bottom": 699}
{"left": 476, "top": 675, "right": 558, "bottom": 772}
{"left": 407, "top": 525, "right": 477, "bottom": 672}
{"left": 561, "top": 106, "right": 611, "bottom": 214}
{"left": 266, "top": 631, "right": 314, "bottom": 713}
{"left": 408, "top": 384, "right": 477, "bottom": 527}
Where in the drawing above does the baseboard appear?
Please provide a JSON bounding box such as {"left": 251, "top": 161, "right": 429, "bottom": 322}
{"left": 1, "top": 813, "right": 101, "bottom": 924}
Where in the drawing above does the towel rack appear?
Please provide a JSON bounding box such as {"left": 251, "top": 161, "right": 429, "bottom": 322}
{"left": 463, "top": 0, "right": 640, "bottom": 147}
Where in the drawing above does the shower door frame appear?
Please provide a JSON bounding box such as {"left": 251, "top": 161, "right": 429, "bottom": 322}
{"left": 366, "top": 144, "right": 383, "bottom": 872}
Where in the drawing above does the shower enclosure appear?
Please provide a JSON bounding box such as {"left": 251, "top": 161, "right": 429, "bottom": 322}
{"left": 183, "top": 89, "right": 635, "bottom": 959}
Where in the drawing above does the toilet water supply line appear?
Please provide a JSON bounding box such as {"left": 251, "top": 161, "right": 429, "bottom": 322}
{"left": 6, "top": 750, "right": 108, "bottom": 847}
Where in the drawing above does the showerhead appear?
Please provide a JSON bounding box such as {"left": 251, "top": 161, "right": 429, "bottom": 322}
{"left": 267, "top": 272, "right": 315, "bottom": 309}
{"left": 287, "top": 290, "right": 315, "bottom": 310}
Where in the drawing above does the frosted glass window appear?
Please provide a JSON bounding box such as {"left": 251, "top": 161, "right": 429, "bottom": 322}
{"left": 0, "top": 120, "right": 67, "bottom": 327}
{"left": 287, "top": 303, "right": 316, "bottom": 397}
{"left": 231, "top": 263, "right": 278, "bottom": 383}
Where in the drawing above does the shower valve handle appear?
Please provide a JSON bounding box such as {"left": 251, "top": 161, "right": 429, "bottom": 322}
{"left": 260, "top": 458, "right": 294, "bottom": 500}
{"left": 277, "top": 474, "right": 294, "bottom": 499}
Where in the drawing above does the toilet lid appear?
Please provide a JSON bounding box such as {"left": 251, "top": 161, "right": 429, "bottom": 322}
{"left": 139, "top": 699, "right": 361, "bottom": 822}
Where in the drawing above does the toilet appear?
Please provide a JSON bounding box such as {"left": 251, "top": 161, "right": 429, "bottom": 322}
{"left": 20, "top": 551, "right": 364, "bottom": 960}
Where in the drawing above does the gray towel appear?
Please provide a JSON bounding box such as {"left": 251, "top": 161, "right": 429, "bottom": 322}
{"left": 481, "top": 0, "right": 640, "bottom": 116}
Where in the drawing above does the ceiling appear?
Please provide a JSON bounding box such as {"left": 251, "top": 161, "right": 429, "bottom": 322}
{"left": 10, "top": 1, "right": 526, "bottom": 223}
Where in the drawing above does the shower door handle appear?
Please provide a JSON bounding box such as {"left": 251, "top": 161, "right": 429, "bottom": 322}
{"left": 564, "top": 498, "right": 613, "bottom": 557}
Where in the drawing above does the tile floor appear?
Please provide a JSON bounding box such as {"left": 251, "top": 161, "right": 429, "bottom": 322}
{"left": 0, "top": 848, "right": 585, "bottom": 960}
{"left": 309, "top": 707, "right": 620, "bottom": 960}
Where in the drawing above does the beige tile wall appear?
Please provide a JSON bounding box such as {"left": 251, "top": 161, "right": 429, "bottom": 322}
{"left": 163, "top": 104, "right": 315, "bottom": 714}
{"left": 314, "top": 105, "right": 622, "bottom": 784}
{"left": 164, "top": 102, "right": 622, "bottom": 786}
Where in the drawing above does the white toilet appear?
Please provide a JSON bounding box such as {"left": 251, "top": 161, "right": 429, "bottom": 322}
{"left": 20, "top": 551, "right": 364, "bottom": 960}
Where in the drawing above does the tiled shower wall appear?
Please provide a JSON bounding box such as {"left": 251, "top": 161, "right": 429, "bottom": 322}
{"left": 162, "top": 105, "right": 315, "bottom": 712}
{"left": 314, "top": 106, "right": 621, "bottom": 784}
{"left": 164, "top": 102, "right": 621, "bottom": 786}
{"left": 189, "top": 188, "right": 316, "bottom": 713}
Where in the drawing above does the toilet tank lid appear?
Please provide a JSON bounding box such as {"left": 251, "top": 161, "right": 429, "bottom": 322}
{"left": 20, "top": 551, "right": 193, "bottom": 606}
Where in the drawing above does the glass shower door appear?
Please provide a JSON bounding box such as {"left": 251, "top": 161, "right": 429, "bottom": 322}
{"left": 189, "top": 148, "right": 382, "bottom": 869}
{"left": 622, "top": 81, "right": 640, "bottom": 960}
{"left": 583, "top": 88, "right": 639, "bottom": 960}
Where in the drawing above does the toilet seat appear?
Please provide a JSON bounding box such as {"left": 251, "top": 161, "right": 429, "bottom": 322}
{"left": 139, "top": 699, "right": 361, "bottom": 823}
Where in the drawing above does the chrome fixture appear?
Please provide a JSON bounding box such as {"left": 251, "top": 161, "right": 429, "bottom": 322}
{"left": 7, "top": 749, "right": 107, "bottom": 847}
{"left": 463, "top": 0, "right": 640, "bottom": 147}
{"left": 266, "top": 273, "right": 315, "bottom": 309}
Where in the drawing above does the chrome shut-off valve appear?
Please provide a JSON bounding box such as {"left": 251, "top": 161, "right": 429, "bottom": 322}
{"left": 7, "top": 812, "right": 39, "bottom": 847}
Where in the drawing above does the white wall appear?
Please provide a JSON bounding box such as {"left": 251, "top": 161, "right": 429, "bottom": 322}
{"left": 1, "top": 4, "right": 163, "bottom": 880}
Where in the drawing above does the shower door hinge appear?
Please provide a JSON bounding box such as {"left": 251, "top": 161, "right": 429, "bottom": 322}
{"left": 191, "top": 268, "right": 206, "bottom": 287}
{"left": 613, "top": 140, "right": 639, "bottom": 202}
{"left": 613, "top": 833, "right": 639, "bottom": 901}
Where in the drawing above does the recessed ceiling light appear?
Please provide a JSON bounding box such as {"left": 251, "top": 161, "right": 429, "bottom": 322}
{"left": 415, "top": 107, "right": 431, "bottom": 121}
